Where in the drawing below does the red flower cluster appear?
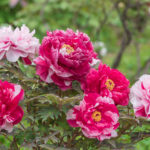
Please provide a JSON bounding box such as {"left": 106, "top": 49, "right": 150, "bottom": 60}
{"left": 32, "top": 29, "right": 130, "bottom": 141}
{"left": 0, "top": 26, "right": 130, "bottom": 141}
{"left": 67, "top": 63, "right": 130, "bottom": 141}
{"left": 1, "top": 25, "right": 146, "bottom": 143}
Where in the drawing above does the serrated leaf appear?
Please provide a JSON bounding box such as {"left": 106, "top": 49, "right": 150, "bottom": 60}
{"left": 37, "top": 106, "right": 61, "bottom": 122}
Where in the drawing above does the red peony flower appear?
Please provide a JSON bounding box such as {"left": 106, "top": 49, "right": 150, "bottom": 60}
{"left": 34, "top": 29, "right": 100, "bottom": 90}
{"left": 0, "top": 80, "right": 24, "bottom": 132}
{"left": 67, "top": 93, "right": 119, "bottom": 141}
{"left": 82, "top": 63, "right": 130, "bottom": 106}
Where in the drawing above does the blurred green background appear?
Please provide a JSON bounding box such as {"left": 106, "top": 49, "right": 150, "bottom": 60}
{"left": 0, "top": 0, "right": 150, "bottom": 149}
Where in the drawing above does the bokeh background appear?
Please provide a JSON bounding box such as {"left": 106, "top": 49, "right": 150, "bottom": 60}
{"left": 0, "top": 0, "right": 150, "bottom": 149}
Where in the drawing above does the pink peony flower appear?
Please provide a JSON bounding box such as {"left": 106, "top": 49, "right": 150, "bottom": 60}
{"left": 82, "top": 63, "right": 130, "bottom": 106}
{"left": 34, "top": 29, "right": 100, "bottom": 90}
{"left": 67, "top": 93, "right": 119, "bottom": 141}
{"left": 0, "top": 25, "right": 39, "bottom": 64}
{"left": 0, "top": 80, "right": 24, "bottom": 132}
{"left": 130, "top": 74, "right": 150, "bottom": 119}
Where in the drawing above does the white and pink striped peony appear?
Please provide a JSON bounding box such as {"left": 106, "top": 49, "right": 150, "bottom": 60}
{"left": 130, "top": 74, "right": 150, "bottom": 119}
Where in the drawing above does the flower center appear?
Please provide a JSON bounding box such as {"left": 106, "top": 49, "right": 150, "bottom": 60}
{"left": 92, "top": 111, "right": 101, "bottom": 122}
{"left": 105, "top": 79, "right": 115, "bottom": 91}
{"left": 61, "top": 44, "right": 74, "bottom": 54}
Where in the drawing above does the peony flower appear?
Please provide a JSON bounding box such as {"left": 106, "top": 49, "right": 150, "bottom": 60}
{"left": 130, "top": 74, "right": 150, "bottom": 119}
{"left": 82, "top": 63, "right": 130, "bottom": 106}
{"left": 34, "top": 29, "right": 100, "bottom": 90}
{"left": 67, "top": 93, "right": 119, "bottom": 141}
{"left": 0, "top": 80, "right": 24, "bottom": 132}
{"left": 0, "top": 24, "right": 39, "bottom": 64}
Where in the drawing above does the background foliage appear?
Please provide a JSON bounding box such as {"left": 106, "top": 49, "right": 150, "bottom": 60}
{"left": 0, "top": 0, "right": 150, "bottom": 149}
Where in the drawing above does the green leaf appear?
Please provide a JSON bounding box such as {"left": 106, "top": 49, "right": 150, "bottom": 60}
{"left": 37, "top": 105, "right": 61, "bottom": 122}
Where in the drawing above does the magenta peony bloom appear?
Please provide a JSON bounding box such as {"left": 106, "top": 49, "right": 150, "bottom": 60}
{"left": 82, "top": 63, "right": 130, "bottom": 106}
{"left": 34, "top": 29, "right": 100, "bottom": 90}
{"left": 0, "top": 80, "right": 24, "bottom": 132}
{"left": 67, "top": 93, "right": 119, "bottom": 141}
{"left": 0, "top": 25, "right": 39, "bottom": 64}
{"left": 130, "top": 74, "right": 150, "bottom": 119}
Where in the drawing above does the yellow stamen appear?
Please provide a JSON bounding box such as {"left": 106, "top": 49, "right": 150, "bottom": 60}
{"left": 92, "top": 111, "right": 102, "bottom": 122}
{"left": 62, "top": 44, "right": 74, "bottom": 54}
{"left": 105, "top": 79, "right": 115, "bottom": 91}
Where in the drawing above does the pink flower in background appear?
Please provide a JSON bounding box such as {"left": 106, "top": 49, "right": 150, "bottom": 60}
{"left": 9, "top": 0, "right": 27, "bottom": 8}
{"left": 0, "top": 80, "right": 24, "bottom": 132}
{"left": 82, "top": 63, "right": 130, "bottom": 106}
{"left": 9, "top": 0, "right": 20, "bottom": 8}
{"left": 0, "top": 25, "right": 39, "bottom": 64}
{"left": 130, "top": 74, "right": 150, "bottom": 119}
{"left": 67, "top": 93, "right": 119, "bottom": 141}
{"left": 34, "top": 29, "right": 100, "bottom": 90}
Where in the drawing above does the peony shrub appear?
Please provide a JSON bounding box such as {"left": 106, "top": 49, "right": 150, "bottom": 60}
{"left": 0, "top": 25, "right": 149, "bottom": 149}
